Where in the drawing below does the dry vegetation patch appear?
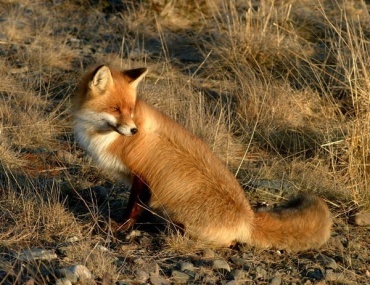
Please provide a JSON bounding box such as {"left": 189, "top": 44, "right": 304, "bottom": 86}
{"left": 0, "top": 0, "right": 369, "bottom": 283}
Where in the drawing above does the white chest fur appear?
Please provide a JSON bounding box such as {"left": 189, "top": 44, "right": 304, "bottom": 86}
{"left": 74, "top": 121, "right": 131, "bottom": 180}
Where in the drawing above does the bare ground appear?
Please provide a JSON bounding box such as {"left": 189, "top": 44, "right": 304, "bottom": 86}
{"left": 0, "top": 0, "right": 370, "bottom": 284}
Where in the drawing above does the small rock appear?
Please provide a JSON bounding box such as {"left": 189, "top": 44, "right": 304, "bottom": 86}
{"left": 55, "top": 278, "right": 72, "bottom": 285}
{"left": 134, "top": 257, "right": 145, "bottom": 266}
{"left": 213, "top": 259, "right": 231, "bottom": 272}
{"left": 66, "top": 236, "right": 80, "bottom": 243}
{"left": 180, "top": 262, "right": 194, "bottom": 272}
{"left": 17, "top": 248, "right": 57, "bottom": 262}
{"left": 125, "top": 230, "right": 142, "bottom": 240}
{"left": 67, "top": 38, "right": 81, "bottom": 48}
{"left": 69, "top": 264, "right": 93, "bottom": 281}
{"left": 149, "top": 274, "right": 171, "bottom": 285}
{"left": 354, "top": 212, "right": 370, "bottom": 226}
{"left": 255, "top": 266, "right": 267, "bottom": 279}
{"left": 56, "top": 268, "right": 78, "bottom": 283}
{"left": 306, "top": 268, "right": 324, "bottom": 280}
{"left": 171, "top": 270, "right": 190, "bottom": 284}
{"left": 135, "top": 269, "right": 149, "bottom": 283}
{"left": 232, "top": 269, "right": 248, "bottom": 280}
{"left": 147, "top": 261, "right": 160, "bottom": 275}
{"left": 202, "top": 248, "right": 215, "bottom": 259}
{"left": 316, "top": 254, "right": 337, "bottom": 270}
{"left": 230, "top": 257, "right": 246, "bottom": 266}
{"left": 96, "top": 245, "right": 109, "bottom": 252}
{"left": 120, "top": 243, "right": 138, "bottom": 251}
{"left": 270, "top": 276, "right": 282, "bottom": 285}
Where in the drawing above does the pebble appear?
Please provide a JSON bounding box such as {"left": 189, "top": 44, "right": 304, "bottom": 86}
{"left": 306, "top": 268, "right": 324, "bottom": 280}
{"left": 202, "top": 248, "right": 215, "bottom": 259}
{"left": 180, "top": 261, "right": 194, "bottom": 272}
{"left": 270, "top": 276, "right": 282, "bottom": 285}
{"left": 149, "top": 273, "right": 171, "bottom": 285}
{"left": 66, "top": 236, "right": 80, "bottom": 243}
{"left": 68, "top": 265, "right": 93, "bottom": 281}
{"left": 56, "top": 268, "right": 78, "bottom": 283}
{"left": 213, "top": 259, "right": 231, "bottom": 272}
{"left": 125, "top": 230, "right": 142, "bottom": 240}
{"left": 316, "top": 254, "right": 337, "bottom": 270}
{"left": 232, "top": 269, "right": 248, "bottom": 280}
{"left": 17, "top": 248, "right": 57, "bottom": 262}
{"left": 354, "top": 212, "right": 370, "bottom": 226}
{"left": 55, "top": 278, "right": 72, "bottom": 285}
{"left": 134, "top": 257, "right": 145, "bottom": 266}
{"left": 255, "top": 265, "right": 267, "bottom": 279}
{"left": 171, "top": 270, "right": 190, "bottom": 283}
{"left": 230, "top": 256, "right": 246, "bottom": 266}
{"left": 135, "top": 269, "right": 149, "bottom": 283}
{"left": 146, "top": 261, "right": 160, "bottom": 275}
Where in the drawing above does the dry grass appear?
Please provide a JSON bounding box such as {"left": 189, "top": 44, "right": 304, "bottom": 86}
{"left": 0, "top": 0, "right": 370, "bottom": 282}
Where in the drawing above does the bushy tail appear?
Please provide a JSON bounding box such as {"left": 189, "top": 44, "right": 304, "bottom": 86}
{"left": 250, "top": 194, "right": 332, "bottom": 251}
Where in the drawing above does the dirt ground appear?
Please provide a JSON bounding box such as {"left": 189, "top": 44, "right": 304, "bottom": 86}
{"left": 0, "top": 0, "right": 370, "bottom": 284}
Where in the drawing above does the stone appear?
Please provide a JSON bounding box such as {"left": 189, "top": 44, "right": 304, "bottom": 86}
{"left": 69, "top": 264, "right": 93, "bottom": 281}
{"left": 202, "top": 248, "right": 215, "bottom": 259}
{"left": 149, "top": 274, "right": 171, "bottom": 285}
{"left": 179, "top": 262, "right": 194, "bottom": 272}
{"left": 135, "top": 270, "right": 149, "bottom": 283}
{"left": 56, "top": 268, "right": 78, "bottom": 283}
{"left": 316, "top": 254, "right": 337, "bottom": 270}
{"left": 232, "top": 269, "right": 248, "bottom": 280}
{"left": 230, "top": 257, "right": 246, "bottom": 266}
{"left": 213, "top": 259, "right": 231, "bottom": 272}
{"left": 354, "top": 212, "right": 370, "bottom": 226}
{"left": 146, "top": 261, "right": 160, "bottom": 275}
{"left": 255, "top": 266, "right": 267, "bottom": 279}
{"left": 270, "top": 276, "right": 282, "bottom": 285}
{"left": 17, "top": 248, "right": 57, "bottom": 262}
{"left": 55, "top": 278, "right": 72, "bottom": 285}
{"left": 306, "top": 268, "right": 324, "bottom": 280}
{"left": 171, "top": 270, "right": 190, "bottom": 283}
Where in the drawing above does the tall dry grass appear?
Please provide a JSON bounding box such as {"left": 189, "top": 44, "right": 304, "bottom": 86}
{"left": 0, "top": 0, "right": 370, "bottom": 282}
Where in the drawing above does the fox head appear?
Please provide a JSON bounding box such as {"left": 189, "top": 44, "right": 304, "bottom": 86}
{"left": 75, "top": 65, "right": 147, "bottom": 136}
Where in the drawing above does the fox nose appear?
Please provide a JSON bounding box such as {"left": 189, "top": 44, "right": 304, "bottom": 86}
{"left": 131, "top": 128, "right": 138, "bottom": 135}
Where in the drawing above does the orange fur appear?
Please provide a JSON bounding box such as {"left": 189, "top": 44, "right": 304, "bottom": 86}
{"left": 73, "top": 65, "right": 332, "bottom": 250}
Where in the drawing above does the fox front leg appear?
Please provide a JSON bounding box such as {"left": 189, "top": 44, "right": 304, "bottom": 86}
{"left": 113, "top": 175, "right": 151, "bottom": 232}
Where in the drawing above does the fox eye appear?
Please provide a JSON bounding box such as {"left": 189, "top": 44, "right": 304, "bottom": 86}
{"left": 111, "top": 106, "right": 120, "bottom": 112}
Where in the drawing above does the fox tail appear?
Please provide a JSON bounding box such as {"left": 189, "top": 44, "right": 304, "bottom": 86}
{"left": 250, "top": 194, "right": 332, "bottom": 251}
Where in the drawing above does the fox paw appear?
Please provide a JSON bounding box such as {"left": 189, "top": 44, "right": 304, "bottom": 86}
{"left": 110, "top": 218, "right": 135, "bottom": 232}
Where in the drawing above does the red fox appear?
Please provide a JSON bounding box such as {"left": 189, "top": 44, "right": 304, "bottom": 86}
{"left": 73, "top": 65, "right": 332, "bottom": 251}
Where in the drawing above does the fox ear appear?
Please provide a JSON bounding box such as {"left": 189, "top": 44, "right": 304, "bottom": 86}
{"left": 90, "top": 65, "right": 113, "bottom": 93}
{"left": 123, "top": 68, "right": 148, "bottom": 89}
